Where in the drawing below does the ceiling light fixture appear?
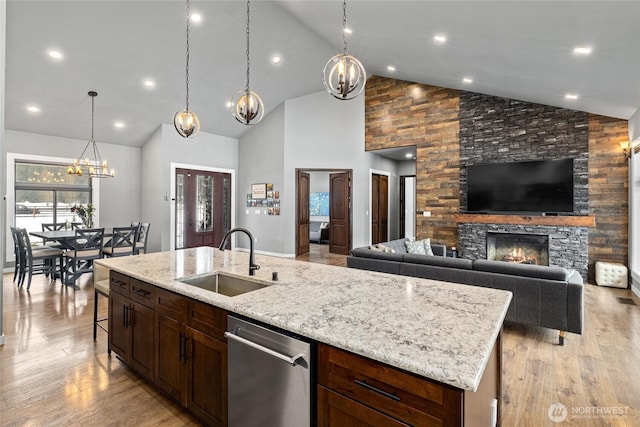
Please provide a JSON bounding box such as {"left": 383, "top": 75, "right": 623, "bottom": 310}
{"left": 565, "top": 93, "right": 579, "bottom": 100}
{"left": 343, "top": 27, "right": 353, "bottom": 34}
{"left": 114, "top": 121, "right": 125, "bottom": 129}
{"left": 143, "top": 79, "right": 156, "bottom": 88}
{"left": 26, "top": 105, "right": 40, "bottom": 113}
{"left": 323, "top": 0, "right": 366, "bottom": 100}
{"left": 271, "top": 54, "right": 282, "bottom": 64}
{"left": 48, "top": 49, "right": 63, "bottom": 60}
{"left": 463, "top": 77, "right": 473, "bottom": 84}
{"left": 174, "top": 0, "right": 200, "bottom": 139}
{"left": 190, "top": 12, "right": 202, "bottom": 23}
{"left": 387, "top": 65, "right": 396, "bottom": 72}
{"left": 573, "top": 46, "right": 592, "bottom": 56}
{"left": 231, "top": 0, "right": 264, "bottom": 125}
{"left": 434, "top": 34, "right": 447, "bottom": 43}
{"left": 67, "top": 91, "right": 115, "bottom": 178}
{"left": 405, "top": 153, "right": 413, "bottom": 159}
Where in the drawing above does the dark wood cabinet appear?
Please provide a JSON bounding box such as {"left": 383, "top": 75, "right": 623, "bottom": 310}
{"left": 318, "top": 386, "right": 409, "bottom": 427}
{"left": 108, "top": 272, "right": 155, "bottom": 382}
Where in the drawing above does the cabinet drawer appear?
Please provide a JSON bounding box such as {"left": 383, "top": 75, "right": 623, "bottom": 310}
{"left": 318, "top": 344, "right": 462, "bottom": 426}
{"left": 188, "top": 300, "right": 227, "bottom": 341}
{"left": 156, "top": 287, "right": 187, "bottom": 322}
{"left": 110, "top": 271, "right": 130, "bottom": 296}
{"left": 130, "top": 278, "right": 156, "bottom": 308}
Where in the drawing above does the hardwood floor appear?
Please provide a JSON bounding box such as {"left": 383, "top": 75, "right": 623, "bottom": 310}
{"left": 2, "top": 259, "right": 640, "bottom": 426}
{"left": 295, "top": 243, "right": 347, "bottom": 267}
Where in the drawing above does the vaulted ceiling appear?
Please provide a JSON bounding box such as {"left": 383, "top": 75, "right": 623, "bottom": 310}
{"left": 5, "top": 1, "right": 639, "bottom": 147}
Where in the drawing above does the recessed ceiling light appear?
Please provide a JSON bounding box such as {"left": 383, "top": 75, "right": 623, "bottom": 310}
{"left": 190, "top": 13, "right": 202, "bottom": 23}
{"left": 114, "top": 121, "right": 125, "bottom": 128}
{"left": 573, "top": 46, "right": 592, "bottom": 56}
{"left": 433, "top": 34, "right": 447, "bottom": 44}
{"left": 463, "top": 77, "right": 473, "bottom": 84}
{"left": 387, "top": 65, "right": 396, "bottom": 72}
{"left": 48, "top": 49, "right": 63, "bottom": 60}
{"left": 343, "top": 28, "right": 353, "bottom": 35}
{"left": 143, "top": 79, "right": 155, "bottom": 88}
{"left": 226, "top": 101, "right": 233, "bottom": 109}
{"left": 565, "top": 93, "right": 579, "bottom": 100}
{"left": 271, "top": 55, "right": 282, "bottom": 64}
{"left": 26, "top": 105, "right": 40, "bottom": 113}
{"left": 405, "top": 152, "right": 413, "bottom": 159}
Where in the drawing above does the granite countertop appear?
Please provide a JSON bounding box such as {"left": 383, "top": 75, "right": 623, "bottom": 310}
{"left": 95, "top": 247, "right": 512, "bottom": 392}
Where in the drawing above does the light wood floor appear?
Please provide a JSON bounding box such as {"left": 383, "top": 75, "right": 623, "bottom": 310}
{"left": 2, "top": 255, "right": 640, "bottom": 426}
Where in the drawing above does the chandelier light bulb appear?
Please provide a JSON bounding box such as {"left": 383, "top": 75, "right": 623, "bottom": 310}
{"left": 232, "top": 90, "right": 264, "bottom": 125}
{"left": 323, "top": 53, "right": 366, "bottom": 100}
{"left": 174, "top": 109, "right": 201, "bottom": 138}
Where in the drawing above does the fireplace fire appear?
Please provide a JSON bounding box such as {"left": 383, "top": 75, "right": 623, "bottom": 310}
{"left": 486, "top": 232, "right": 549, "bottom": 266}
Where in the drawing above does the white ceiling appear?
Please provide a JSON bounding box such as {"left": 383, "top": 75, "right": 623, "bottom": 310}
{"left": 5, "top": 1, "right": 640, "bottom": 148}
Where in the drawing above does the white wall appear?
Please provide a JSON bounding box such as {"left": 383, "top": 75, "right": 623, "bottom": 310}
{"left": 629, "top": 108, "right": 640, "bottom": 142}
{"left": 142, "top": 123, "right": 239, "bottom": 253}
{"left": 1, "top": 0, "right": 6, "bottom": 345}
{"left": 237, "top": 104, "right": 286, "bottom": 255}
{"left": 628, "top": 107, "right": 640, "bottom": 296}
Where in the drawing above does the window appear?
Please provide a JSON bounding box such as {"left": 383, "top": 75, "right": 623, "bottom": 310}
{"left": 14, "top": 161, "right": 92, "bottom": 239}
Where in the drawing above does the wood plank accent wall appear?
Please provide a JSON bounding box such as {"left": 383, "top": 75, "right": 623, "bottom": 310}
{"left": 365, "top": 76, "right": 460, "bottom": 246}
{"left": 588, "top": 114, "right": 629, "bottom": 282}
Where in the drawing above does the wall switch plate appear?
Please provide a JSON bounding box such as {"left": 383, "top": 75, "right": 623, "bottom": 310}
{"left": 423, "top": 211, "right": 431, "bottom": 217}
{"left": 255, "top": 210, "right": 260, "bottom": 215}
{"left": 245, "top": 209, "right": 249, "bottom": 214}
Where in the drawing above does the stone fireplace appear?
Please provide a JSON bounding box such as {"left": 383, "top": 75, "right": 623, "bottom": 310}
{"left": 486, "top": 232, "right": 549, "bottom": 266}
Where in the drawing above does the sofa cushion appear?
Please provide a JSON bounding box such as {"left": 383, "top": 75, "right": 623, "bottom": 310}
{"left": 405, "top": 238, "right": 433, "bottom": 256}
{"left": 473, "top": 259, "right": 571, "bottom": 281}
{"left": 381, "top": 238, "right": 409, "bottom": 254}
{"left": 350, "top": 247, "right": 405, "bottom": 262}
{"left": 404, "top": 253, "right": 473, "bottom": 270}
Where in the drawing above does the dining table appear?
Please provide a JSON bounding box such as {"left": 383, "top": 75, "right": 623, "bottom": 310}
{"left": 30, "top": 228, "right": 114, "bottom": 286}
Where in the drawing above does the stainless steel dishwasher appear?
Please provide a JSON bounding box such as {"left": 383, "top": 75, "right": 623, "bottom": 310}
{"left": 225, "top": 315, "right": 312, "bottom": 427}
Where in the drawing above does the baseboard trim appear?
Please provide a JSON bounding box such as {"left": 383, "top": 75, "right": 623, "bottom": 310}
{"left": 0, "top": 335, "right": 5, "bottom": 346}
{"left": 632, "top": 284, "right": 640, "bottom": 299}
{"left": 234, "top": 247, "right": 296, "bottom": 258}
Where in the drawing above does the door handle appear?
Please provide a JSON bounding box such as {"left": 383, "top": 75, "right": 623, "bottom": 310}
{"left": 224, "top": 331, "right": 306, "bottom": 366}
{"left": 354, "top": 379, "right": 401, "bottom": 402}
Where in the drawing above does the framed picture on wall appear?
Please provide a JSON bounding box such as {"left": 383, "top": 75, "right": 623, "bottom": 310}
{"left": 251, "top": 183, "right": 267, "bottom": 199}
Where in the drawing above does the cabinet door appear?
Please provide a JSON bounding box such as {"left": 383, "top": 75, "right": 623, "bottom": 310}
{"left": 186, "top": 327, "right": 227, "bottom": 427}
{"left": 318, "top": 386, "right": 409, "bottom": 427}
{"left": 129, "top": 302, "right": 155, "bottom": 381}
{"left": 155, "top": 313, "right": 186, "bottom": 405}
{"left": 109, "top": 292, "right": 131, "bottom": 362}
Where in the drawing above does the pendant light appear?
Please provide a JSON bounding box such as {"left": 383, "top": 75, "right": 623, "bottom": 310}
{"left": 231, "top": 0, "right": 264, "bottom": 125}
{"left": 323, "top": 0, "right": 366, "bottom": 100}
{"left": 174, "top": 0, "right": 200, "bottom": 138}
{"left": 67, "top": 91, "right": 115, "bottom": 178}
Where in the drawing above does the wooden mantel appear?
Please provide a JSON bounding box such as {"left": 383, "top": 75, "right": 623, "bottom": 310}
{"left": 454, "top": 214, "right": 596, "bottom": 227}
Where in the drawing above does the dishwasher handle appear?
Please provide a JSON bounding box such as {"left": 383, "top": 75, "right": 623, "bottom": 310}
{"left": 224, "top": 331, "right": 306, "bottom": 366}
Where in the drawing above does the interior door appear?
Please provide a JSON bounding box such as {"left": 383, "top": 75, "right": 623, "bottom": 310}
{"left": 296, "top": 171, "right": 310, "bottom": 256}
{"left": 329, "top": 172, "right": 351, "bottom": 255}
{"left": 371, "top": 173, "right": 388, "bottom": 244}
{"left": 175, "top": 168, "right": 231, "bottom": 249}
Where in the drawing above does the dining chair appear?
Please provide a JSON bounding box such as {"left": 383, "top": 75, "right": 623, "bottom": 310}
{"left": 15, "top": 228, "right": 64, "bottom": 289}
{"left": 103, "top": 226, "right": 137, "bottom": 258}
{"left": 70, "top": 222, "right": 83, "bottom": 230}
{"left": 63, "top": 228, "right": 105, "bottom": 287}
{"left": 134, "top": 223, "right": 150, "bottom": 255}
{"left": 10, "top": 227, "right": 24, "bottom": 283}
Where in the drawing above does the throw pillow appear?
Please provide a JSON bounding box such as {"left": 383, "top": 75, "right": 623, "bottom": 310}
{"left": 421, "top": 238, "right": 434, "bottom": 256}
{"left": 405, "top": 240, "right": 427, "bottom": 255}
{"left": 369, "top": 243, "right": 395, "bottom": 253}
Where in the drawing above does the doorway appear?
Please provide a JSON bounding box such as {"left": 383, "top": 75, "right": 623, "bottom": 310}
{"left": 175, "top": 168, "right": 232, "bottom": 249}
{"left": 371, "top": 173, "right": 389, "bottom": 244}
{"left": 296, "top": 169, "right": 352, "bottom": 256}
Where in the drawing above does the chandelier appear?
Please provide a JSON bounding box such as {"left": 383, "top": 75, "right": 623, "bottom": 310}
{"left": 231, "top": 0, "right": 264, "bottom": 125}
{"left": 322, "top": 0, "right": 366, "bottom": 100}
{"left": 67, "top": 91, "right": 115, "bottom": 178}
{"left": 174, "top": 0, "right": 200, "bottom": 138}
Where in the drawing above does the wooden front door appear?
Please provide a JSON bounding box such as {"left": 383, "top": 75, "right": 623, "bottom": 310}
{"left": 175, "top": 168, "right": 231, "bottom": 249}
{"left": 329, "top": 172, "right": 351, "bottom": 255}
{"left": 296, "top": 171, "right": 310, "bottom": 256}
{"left": 371, "top": 173, "right": 388, "bottom": 244}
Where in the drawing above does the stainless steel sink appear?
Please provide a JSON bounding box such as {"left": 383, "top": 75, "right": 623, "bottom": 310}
{"left": 179, "top": 273, "right": 268, "bottom": 297}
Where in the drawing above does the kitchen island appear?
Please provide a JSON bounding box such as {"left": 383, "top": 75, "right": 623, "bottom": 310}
{"left": 95, "top": 247, "right": 512, "bottom": 426}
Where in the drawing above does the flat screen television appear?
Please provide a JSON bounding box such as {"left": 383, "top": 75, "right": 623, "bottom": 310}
{"left": 466, "top": 158, "right": 574, "bottom": 214}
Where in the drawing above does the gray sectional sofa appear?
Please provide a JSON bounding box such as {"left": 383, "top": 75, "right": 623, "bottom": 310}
{"left": 347, "top": 238, "right": 583, "bottom": 345}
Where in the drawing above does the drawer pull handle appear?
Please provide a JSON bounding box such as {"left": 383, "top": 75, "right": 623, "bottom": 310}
{"left": 133, "top": 288, "right": 150, "bottom": 297}
{"left": 354, "top": 379, "right": 401, "bottom": 402}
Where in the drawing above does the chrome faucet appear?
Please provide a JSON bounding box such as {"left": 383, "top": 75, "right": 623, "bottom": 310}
{"left": 218, "top": 227, "right": 260, "bottom": 276}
